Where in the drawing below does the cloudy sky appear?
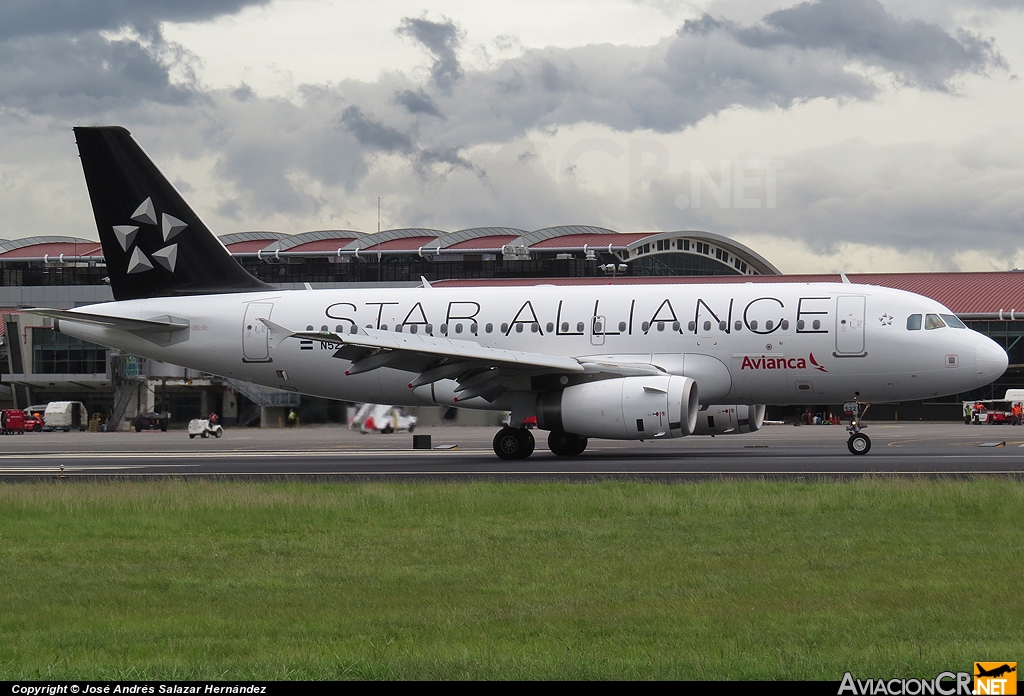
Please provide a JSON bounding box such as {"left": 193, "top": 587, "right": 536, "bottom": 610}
{"left": 1, "top": 0, "right": 1022, "bottom": 274}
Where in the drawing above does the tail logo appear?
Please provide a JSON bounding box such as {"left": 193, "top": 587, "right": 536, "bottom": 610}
{"left": 115, "top": 197, "right": 185, "bottom": 274}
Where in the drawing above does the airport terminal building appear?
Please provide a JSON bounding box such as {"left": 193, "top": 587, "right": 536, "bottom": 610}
{"left": 2, "top": 226, "right": 1022, "bottom": 426}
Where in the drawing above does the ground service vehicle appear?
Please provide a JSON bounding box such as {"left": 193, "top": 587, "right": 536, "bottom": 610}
{"left": 134, "top": 411, "right": 170, "bottom": 432}
{"left": 42, "top": 401, "right": 88, "bottom": 432}
{"left": 23, "top": 412, "right": 44, "bottom": 432}
{"left": 188, "top": 419, "right": 223, "bottom": 438}
{"left": 33, "top": 127, "right": 1010, "bottom": 459}
{"left": 1, "top": 409, "right": 26, "bottom": 434}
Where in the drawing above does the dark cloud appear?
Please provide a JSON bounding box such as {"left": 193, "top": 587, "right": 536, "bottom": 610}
{"left": 395, "top": 16, "right": 464, "bottom": 92}
{"left": 0, "top": 32, "right": 197, "bottom": 115}
{"left": 393, "top": 88, "right": 443, "bottom": 117}
{"left": 1, "top": 0, "right": 270, "bottom": 41}
{"left": 0, "top": 0, "right": 267, "bottom": 116}
{"left": 725, "top": 0, "right": 1003, "bottom": 90}
{"left": 340, "top": 106, "right": 413, "bottom": 154}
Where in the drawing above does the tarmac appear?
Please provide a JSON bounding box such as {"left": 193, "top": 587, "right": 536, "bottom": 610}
{"left": 1, "top": 421, "right": 1023, "bottom": 481}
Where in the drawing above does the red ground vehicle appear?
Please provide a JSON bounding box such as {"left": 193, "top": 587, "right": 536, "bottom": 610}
{"left": 22, "top": 412, "right": 44, "bottom": 432}
{"left": 1, "top": 409, "right": 26, "bottom": 434}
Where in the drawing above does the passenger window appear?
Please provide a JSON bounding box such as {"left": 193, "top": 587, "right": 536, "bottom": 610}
{"left": 925, "top": 314, "right": 945, "bottom": 330}
{"left": 906, "top": 314, "right": 922, "bottom": 331}
{"left": 940, "top": 314, "right": 966, "bottom": 329}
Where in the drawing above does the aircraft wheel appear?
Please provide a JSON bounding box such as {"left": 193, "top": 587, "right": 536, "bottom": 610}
{"left": 493, "top": 427, "right": 535, "bottom": 460}
{"left": 847, "top": 433, "right": 871, "bottom": 455}
{"left": 548, "top": 430, "right": 588, "bottom": 457}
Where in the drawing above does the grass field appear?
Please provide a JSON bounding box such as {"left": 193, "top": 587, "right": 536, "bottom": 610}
{"left": 0, "top": 479, "right": 1021, "bottom": 680}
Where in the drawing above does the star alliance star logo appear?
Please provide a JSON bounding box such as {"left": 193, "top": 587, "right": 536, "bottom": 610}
{"left": 879, "top": 313, "right": 893, "bottom": 326}
{"left": 112, "top": 197, "right": 185, "bottom": 274}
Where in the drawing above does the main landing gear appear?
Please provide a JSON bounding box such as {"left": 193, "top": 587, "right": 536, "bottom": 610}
{"left": 844, "top": 398, "right": 871, "bottom": 455}
{"left": 493, "top": 427, "right": 535, "bottom": 460}
{"left": 491, "top": 427, "right": 590, "bottom": 459}
{"left": 547, "top": 430, "right": 588, "bottom": 457}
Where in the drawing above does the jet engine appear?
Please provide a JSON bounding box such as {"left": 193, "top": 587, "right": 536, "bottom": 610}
{"left": 536, "top": 375, "right": 698, "bottom": 440}
{"left": 693, "top": 404, "right": 765, "bottom": 435}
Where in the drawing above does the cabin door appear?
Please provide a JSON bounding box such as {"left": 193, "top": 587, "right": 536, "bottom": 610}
{"left": 242, "top": 302, "right": 274, "bottom": 363}
{"left": 835, "top": 296, "right": 867, "bottom": 357}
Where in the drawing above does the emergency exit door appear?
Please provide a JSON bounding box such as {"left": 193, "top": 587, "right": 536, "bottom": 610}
{"left": 242, "top": 302, "right": 274, "bottom": 362}
{"left": 835, "top": 296, "right": 866, "bottom": 356}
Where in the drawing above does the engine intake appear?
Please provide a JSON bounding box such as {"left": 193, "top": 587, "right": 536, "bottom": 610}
{"left": 693, "top": 404, "right": 766, "bottom": 435}
{"left": 536, "top": 375, "right": 698, "bottom": 440}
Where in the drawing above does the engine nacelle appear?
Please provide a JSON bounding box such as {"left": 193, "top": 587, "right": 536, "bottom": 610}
{"left": 536, "top": 375, "right": 698, "bottom": 440}
{"left": 693, "top": 404, "right": 766, "bottom": 435}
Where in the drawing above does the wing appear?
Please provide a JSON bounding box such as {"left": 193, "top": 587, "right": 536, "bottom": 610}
{"left": 261, "top": 319, "right": 661, "bottom": 402}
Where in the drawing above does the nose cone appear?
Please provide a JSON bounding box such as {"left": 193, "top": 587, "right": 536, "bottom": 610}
{"left": 976, "top": 337, "right": 1009, "bottom": 386}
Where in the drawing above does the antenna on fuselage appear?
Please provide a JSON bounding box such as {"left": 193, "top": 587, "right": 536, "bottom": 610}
{"left": 840, "top": 273, "right": 851, "bottom": 284}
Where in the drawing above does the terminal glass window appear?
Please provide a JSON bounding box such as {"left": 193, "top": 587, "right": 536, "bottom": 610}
{"left": 32, "top": 328, "right": 107, "bottom": 374}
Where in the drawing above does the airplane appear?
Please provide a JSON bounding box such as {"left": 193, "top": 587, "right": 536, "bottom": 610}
{"left": 33, "top": 126, "right": 1009, "bottom": 459}
{"left": 975, "top": 664, "right": 1016, "bottom": 679}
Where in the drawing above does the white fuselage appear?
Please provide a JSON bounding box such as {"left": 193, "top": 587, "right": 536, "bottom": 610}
{"left": 59, "top": 282, "right": 1007, "bottom": 411}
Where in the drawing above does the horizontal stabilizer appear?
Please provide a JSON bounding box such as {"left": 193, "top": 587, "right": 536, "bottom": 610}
{"left": 28, "top": 308, "right": 189, "bottom": 333}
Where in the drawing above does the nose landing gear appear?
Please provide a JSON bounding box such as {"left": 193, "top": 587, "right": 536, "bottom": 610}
{"left": 844, "top": 398, "right": 871, "bottom": 455}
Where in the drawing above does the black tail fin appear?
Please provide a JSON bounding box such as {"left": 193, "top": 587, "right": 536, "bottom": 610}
{"left": 74, "top": 126, "right": 270, "bottom": 301}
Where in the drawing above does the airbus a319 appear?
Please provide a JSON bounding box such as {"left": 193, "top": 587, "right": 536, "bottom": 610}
{"left": 34, "top": 127, "right": 1008, "bottom": 459}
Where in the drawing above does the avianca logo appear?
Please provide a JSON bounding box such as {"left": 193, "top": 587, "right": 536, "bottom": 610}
{"left": 741, "top": 353, "right": 828, "bottom": 372}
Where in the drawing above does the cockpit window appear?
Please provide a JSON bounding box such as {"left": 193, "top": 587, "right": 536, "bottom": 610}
{"left": 925, "top": 313, "right": 946, "bottom": 330}
{"left": 906, "top": 314, "right": 922, "bottom": 331}
{"left": 940, "top": 314, "right": 966, "bottom": 329}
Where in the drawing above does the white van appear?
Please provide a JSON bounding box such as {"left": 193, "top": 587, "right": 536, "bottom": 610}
{"left": 43, "top": 401, "right": 88, "bottom": 431}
